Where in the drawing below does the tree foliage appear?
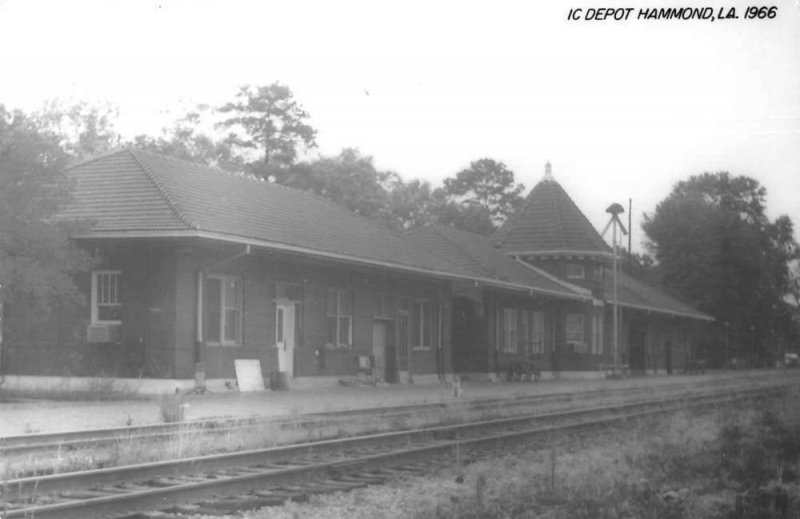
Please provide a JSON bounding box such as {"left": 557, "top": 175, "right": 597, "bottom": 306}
{"left": 286, "top": 148, "right": 392, "bottom": 222}
{"left": 128, "top": 85, "right": 521, "bottom": 237}
{"left": 133, "top": 107, "right": 240, "bottom": 170}
{"left": 443, "top": 158, "right": 524, "bottom": 227}
{"left": 0, "top": 106, "right": 94, "bottom": 309}
{"left": 31, "top": 100, "right": 121, "bottom": 162}
{"left": 643, "top": 172, "right": 799, "bottom": 364}
{"left": 619, "top": 249, "right": 657, "bottom": 284}
{"left": 217, "top": 83, "right": 317, "bottom": 178}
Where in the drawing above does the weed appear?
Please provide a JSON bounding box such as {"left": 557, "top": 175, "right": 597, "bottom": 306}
{"left": 158, "top": 393, "right": 186, "bottom": 423}
{"left": 87, "top": 376, "right": 116, "bottom": 397}
{"left": 240, "top": 393, "right": 800, "bottom": 519}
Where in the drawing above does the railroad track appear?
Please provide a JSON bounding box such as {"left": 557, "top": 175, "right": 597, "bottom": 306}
{"left": 1, "top": 380, "right": 794, "bottom": 519}
{"left": 0, "top": 373, "right": 780, "bottom": 458}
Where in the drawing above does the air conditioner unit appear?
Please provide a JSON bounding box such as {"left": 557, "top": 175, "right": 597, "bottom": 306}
{"left": 87, "top": 324, "right": 121, "bottom": 343}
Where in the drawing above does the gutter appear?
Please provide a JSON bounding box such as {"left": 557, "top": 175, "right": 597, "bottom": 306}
{"left": 75, "top": 229, "right": 592, "bottom": 302}
{"left": 613, "top": 300, "right": 715, "bottom": 322}
{"left": 503, "top": 249, "right": 613, "bottom": 259}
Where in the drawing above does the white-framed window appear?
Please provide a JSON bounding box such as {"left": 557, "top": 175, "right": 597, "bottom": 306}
{"left": 502, "top": 308, "right": 518, "bottom": 353}
{"left": 520, "top": 310, "right": 529, "bottom": 352}
{"left": 412, "top": 299, "right": 432, "bottom": 349}
{"left": 566, "top": 263, "right": 585, "bottom": 279}
{"left": 565, "top": 313, "right": 585, "bottom": 345}
{"left": 372, "top": 293, "right": 396, "bottom": 319}
{"left": 327, "top": 288, "right": 353, "bottom": 347}
{"left": 205, "top": 274, "right": 243, "bottom": 346}
{"left": 531, "top": 311, "right": 545, "bottom": 354}
{"left": 519, "top": 310, "right": 545, "bottom": 354}
{"left": 591, "top": 310, "right": 604, "bottom": 354}
{"left": 91, "top": 270, "right": 122, "bottom": 324}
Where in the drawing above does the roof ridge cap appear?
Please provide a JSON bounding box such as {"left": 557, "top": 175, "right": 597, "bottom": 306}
{"left": 128, "top": 149, "right": 197, "bottom": 230}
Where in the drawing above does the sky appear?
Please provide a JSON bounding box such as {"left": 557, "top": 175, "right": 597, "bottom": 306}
{"left": 0, "top": 0, "right": 798, "bottom": 252}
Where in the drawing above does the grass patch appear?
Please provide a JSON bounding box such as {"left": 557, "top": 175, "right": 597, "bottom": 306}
{"left": 243, "top": 392, "right": 800, "bottom": 519}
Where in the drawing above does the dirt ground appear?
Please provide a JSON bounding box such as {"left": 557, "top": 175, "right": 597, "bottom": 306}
{"left": 0, "top": 371, "right": 786, "bottom": 437}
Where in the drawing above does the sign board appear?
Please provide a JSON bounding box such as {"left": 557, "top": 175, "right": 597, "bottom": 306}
{"left": 234, "top": 359, "right": 265, "bottom": 392}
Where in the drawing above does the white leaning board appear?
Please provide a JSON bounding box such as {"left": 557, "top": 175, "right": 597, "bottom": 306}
{"left": 234, "top": 359, "right": 265, "bottom": 392}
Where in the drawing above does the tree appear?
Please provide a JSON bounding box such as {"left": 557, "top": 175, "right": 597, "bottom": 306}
{"left": 384, "top": 177, "right": 440, "bottom": 231}
{"left": 0, "top": 105, "right": 94, "bottom": 310}
{"left": 642, "top": 172, "right": 799, "bottom": 366}
{"left": 217, "top": 83, "right": 317, "bottom": 179}
{"left": 286, "top": 149, "right": 390, "bottom": 222}
{"left": 31, "top": 100, "right": 121, "bottom": 162}
{"left": 443, "top": 158, "right": 524, "bottom": 228}
{"left": 619, "top": 249, "right": 657, "bottom": 284}
{"left": 133, "top": 107, "right": 240, "bottom": 171}
{"left": 431, "top": 193, "right": 496, "bottom": 236}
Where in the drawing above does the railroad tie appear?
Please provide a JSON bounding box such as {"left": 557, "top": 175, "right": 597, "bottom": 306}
{"left": 250, "top": 489, "right": 295, "bottom": 504}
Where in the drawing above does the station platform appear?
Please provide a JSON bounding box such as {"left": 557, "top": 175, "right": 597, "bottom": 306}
{"left": 0, "top": 371, "right": 784, "bottom": 437}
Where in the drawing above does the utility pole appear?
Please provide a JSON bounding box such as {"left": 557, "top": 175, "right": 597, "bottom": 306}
{"left": 602, "top": 203, "right": 627, "bottom": 373}
{"left": 628, "top": 198, "right": 632, "bottom": 255}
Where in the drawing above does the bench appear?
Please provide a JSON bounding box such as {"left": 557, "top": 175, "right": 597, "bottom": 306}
{"left": 684, "top": 359, "right": 708, "bottom": 375}
{"left": 355, "top": 355, "right": 375, "bottom": 380}
{"left": 598, "top": 363, "right": 629, "bottom": 378}
{"left": 506, "top": 359, "right": 541, "bottom": 382}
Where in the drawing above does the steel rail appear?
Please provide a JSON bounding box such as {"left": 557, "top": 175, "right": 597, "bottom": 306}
{"left": 0, "top": 382, "right": 791, "bottom": 519}
{"left": 4, "top": 382, "right": 783, "bottom": 495}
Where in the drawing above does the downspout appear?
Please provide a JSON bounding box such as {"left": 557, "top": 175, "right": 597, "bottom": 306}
{"left": 494, "top": 303, "right": 500, "bottom": 380}
{"left": 0, "top": 301, "right": 4, "bottom": 385}
{"left": 437, "top": 302, "right": 444, "bottom": 382}
{"left": 551, "top": 308, "right": 559, "bottom": 378}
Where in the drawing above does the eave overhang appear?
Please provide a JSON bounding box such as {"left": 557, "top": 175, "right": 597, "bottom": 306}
{"left": 76, "top": 229, "right": 592, "bottom": 303}
{"left": 609, "top": 299, "right": 715, "bottom": 322}
{"left": 506, "top": 249, "right": 613, "bottom": 260}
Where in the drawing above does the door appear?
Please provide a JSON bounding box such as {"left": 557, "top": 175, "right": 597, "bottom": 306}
{"left": 372, "top": 321, "right": 387, "bottom": 382}
{"left": 397, "top": 311, "right": 410, "bottom": 381}
{"left": 629, "top": 321, "right": 647, "bottom": 375}
{"left": 276, "top": 302, "right": 295, "bottom": 376}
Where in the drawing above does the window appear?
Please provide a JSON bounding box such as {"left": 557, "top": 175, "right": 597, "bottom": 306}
{"left": 327, "top": 288, "right": 352, "bottom": 347}
{"left": 502, "top": 308, "right": 518, "bottom": 353}
{"left": 519, "top": 310, "right": 545, "bottom": 354}
{"left": 565, "top": 313, "right": 585, "bottom": 345}
{"left": 372, "top": 293, "right": 396, "bottom": 319}
{"left": 531, "top": 311, "right": 545, "bottom": 354}
{"left": 566, "top": 263, "right": 585, "bottom": 279}
{"left": 412, "top": 300, "right": 432, "bottom": 349}
{"left": 91, "top": 271, "right": 122, "bottom": 324}
{"left": 591, "top": 311, "right": 604, "bottom": 354}
{"left": 520, "top": 310, "right": 529, "bottom": 352}
{"left": 587, "top": 264, "right": 603, "bottom": 281}
{"left": 205, "top": 275, "right": 242, "bottom": 346}
{"left": 276, "top": 307, "right": 284, "bottom": 343}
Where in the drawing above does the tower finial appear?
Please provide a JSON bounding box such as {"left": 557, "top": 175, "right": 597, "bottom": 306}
{"left": 544, "top": 161, "right": 553, "bottom": 181}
